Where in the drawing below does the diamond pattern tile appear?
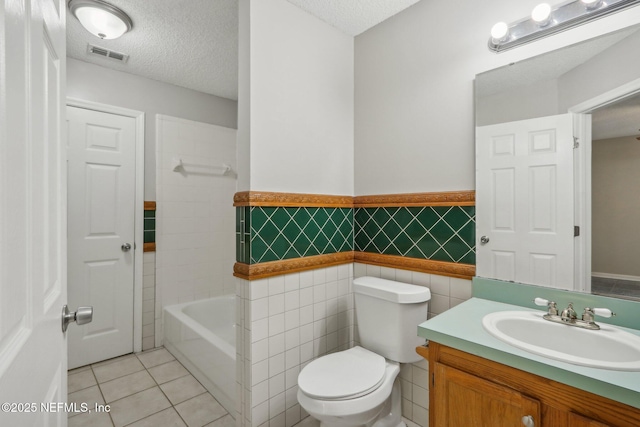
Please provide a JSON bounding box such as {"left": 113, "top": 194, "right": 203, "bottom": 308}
{"left": 354, "top": 206, "right": 476, "bottom": 264}
{"left": 235, "top": 204, "right": 475, "bottom": 266}
{"left": 248, "top": 207, "right": 353, "bottom": 264}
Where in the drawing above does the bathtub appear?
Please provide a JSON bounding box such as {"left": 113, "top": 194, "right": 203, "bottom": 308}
{"left": 163, "top": 295, "right": 235, "bottom": 416}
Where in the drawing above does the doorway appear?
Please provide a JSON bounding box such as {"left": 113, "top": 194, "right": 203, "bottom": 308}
{"left": 66, "top": 99, "right": 145, "bottom": 369}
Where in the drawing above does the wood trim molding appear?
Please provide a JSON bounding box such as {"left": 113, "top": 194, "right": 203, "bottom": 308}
{"left": 234, "top": 252, "right": 355, "bottom": 280}
{"left": 233, "top": 191, "right": 353, "bottom": 208}
{"left": 354, "top": 252, "right": 475, "bottom": 279}
{"left": 143, "top": 242, "right": 156, "bottom": 252}
{"left": 234, "top": 251, "right": 474, "bottom": 280}
{"left": 233, "top": 190, "right": 475, "bottom": 208}
{"left": 354, "top": 191, "right": 475, "bottom": 207}
{"left": 144, "top": 201, "right": 156, "bottom": 210}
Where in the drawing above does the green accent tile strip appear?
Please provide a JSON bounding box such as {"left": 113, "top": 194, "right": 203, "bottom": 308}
{"left": 242, "top": 206, "right": 353, "bottom": 264}
{"left": 236, "top": 206, "right": 251, "bottom": 264}
{"left": 354, "top": 206, "right": 475, "bottom": 264}
{"left": 143, "top": 207, "right": 156, "bottom": 244}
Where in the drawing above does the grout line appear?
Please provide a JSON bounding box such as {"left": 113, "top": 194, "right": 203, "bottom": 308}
{"left": 90, "top": 365, "right": 116, "bottom": 426}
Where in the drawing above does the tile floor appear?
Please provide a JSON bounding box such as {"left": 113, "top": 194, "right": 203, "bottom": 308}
{"left": 592, "top": 276, "right": 640, "bottom": 300}
{"left": 67, "top": 347, "right": 235, "bottom": 427}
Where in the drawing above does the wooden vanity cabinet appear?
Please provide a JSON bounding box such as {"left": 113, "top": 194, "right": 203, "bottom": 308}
{"left": 424, "top": 342, "right": 640, "bottom": 427}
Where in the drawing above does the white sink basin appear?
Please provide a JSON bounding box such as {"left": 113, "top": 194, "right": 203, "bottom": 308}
{"left": 482, "top": 311, "right": 640, "bottom": 371}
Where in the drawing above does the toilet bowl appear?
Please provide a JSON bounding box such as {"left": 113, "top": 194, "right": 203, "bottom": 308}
{"left": 296, "top": 277, "right": 431, "bottom": 427}
{"left": 297, "top": 346, "right": 402, "bottom": 427}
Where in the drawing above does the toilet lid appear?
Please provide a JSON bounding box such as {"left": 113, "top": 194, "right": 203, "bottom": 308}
{"left": 298, "top": 346, "right": 386, "bottom": 400}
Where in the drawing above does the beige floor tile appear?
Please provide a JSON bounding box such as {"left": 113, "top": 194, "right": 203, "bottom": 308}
{"left": 68, "top": 385, "right": 105, "bottom": 418}
{"left": 108, "top": 387, "right": 171, "bottom": 427}
{"left": 93, "top": 356, "right": 145, "bottom": 384}
{"left": 174, "top": 393, "right": 227, "bottom": 427}
{"left": 68, "top": 410, "right": 114, "bottom": 427}
{"left": 99, "top": 370, "right": 156, "bottom": 403}
{"left": 91, "top": 353, "right": 136, "bottom": 369}
{"left": 148, "top": 360, "right": 189, "bottom": 384}
{"left": 204, "top": 414, "right": 235, "bottom": 427}
{"left": 69, "top": 369, "right": 97, "bottom": 393}
{"left": 160, "top": 375, "right": 206, "bottom": 405}
{"left": 125, "top": 407, "right": 187, "bottom": 427}
{"left": 136, "top": 348, "right": 175, "bottom": 369}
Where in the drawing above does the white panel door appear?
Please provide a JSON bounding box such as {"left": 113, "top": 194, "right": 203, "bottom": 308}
{"left": 477, "top": 114, "right": 575, "bottom": 289}
{"left": 0, "top": 0, "right": 67, "bottom": 425}
{"left": 67, "top": 107, "right": 136, "bottom": 369}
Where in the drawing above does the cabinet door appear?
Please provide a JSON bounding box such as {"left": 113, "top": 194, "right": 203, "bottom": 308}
{"left": 434, "top": 363, "right": 541, "bottom": 427}
{"left": 569, "top": 413, "right": 611, "bottom": 427}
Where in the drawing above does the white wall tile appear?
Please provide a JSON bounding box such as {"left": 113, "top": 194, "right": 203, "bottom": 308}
{"left": 269, "top": 333, "right": 285, "bottom": 357}
{"left": 284, "top": 273, "right": 300, "bottom": 292}
{"left": 284, "top": 291, "right": 299, "bottom": 311}
{"left": 450, "top": 277, "right": 472, "bottom": 300}
{"left": 269, "top": 294, "right": 285, "bottom": 316}
{"left": 268, "top": 276, "right": 285, "bottom": 295}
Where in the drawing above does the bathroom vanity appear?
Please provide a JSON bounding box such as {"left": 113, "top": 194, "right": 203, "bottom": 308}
{"left": 418, "top": 297, "right": 640, "bottom": 427}
{"left": 424, "top": 342, "right": 640, "bottom": 426}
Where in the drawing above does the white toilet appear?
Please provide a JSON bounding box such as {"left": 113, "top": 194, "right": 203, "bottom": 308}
{"left": 297, "top": 276, "right": 431, "bottom": 427}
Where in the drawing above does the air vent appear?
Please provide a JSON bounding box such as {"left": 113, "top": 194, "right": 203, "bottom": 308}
{"left": 87, "top": 44, "right": 129, "bottom": 63}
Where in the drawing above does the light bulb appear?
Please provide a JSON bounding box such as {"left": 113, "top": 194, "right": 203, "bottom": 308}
{"left": 490, "top": 22, "right": 509, "bottom": 44}
{"left": 531, "top": 3, "right": 552, "bottom": 26}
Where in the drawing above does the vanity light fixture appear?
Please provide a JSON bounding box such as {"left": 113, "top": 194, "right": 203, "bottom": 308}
{"left": 488, "top": 0, "right": 640, "bottom": 52}
{"left": 69, "top": 0, "right": 133, "bottom": 40}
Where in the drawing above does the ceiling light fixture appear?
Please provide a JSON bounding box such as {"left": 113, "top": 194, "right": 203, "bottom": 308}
{"left": 69, "top": 0, "right": 133, "bottom": 40}
{"left": 488, "top": 0, "right": 640, "bottom": 52}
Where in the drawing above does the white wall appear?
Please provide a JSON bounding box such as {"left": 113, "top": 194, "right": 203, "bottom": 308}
{"left": 155, "top": 115, "right": 237, "bottom": 345}
{"left": 592, "top": 136, "right": 640, "bottom": 277}
{"left": 354, "top": 0, "right": 640, "bottom": 195}
{"left": 238, "top": 0, "right": 354, "bottom": 195}
{"left": 67, "top": 58, "right": 238, "bottom": 199}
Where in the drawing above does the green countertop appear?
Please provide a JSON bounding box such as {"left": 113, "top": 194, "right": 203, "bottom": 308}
{"left": 417, "top": 297, "right": 640, "bottom": 409}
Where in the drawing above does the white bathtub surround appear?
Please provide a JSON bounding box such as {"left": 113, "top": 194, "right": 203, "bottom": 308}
{"left": 142, "top": 252, "right": 156, "bottom": 351}
{"left": 164, "top": 296, "right": 236, "bottom": 416}
{"left": 155, "top": 115, "right": 237, "bottom": 346}
{"left": 236, "top": 264, "right": 355, "bottom": 427}
{"left": 353, "top": 262, "right": 472, "bottom": 427}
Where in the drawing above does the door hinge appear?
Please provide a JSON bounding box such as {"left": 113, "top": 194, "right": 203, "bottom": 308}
{"left": 432, "top": 372, "right": 435, "bottom": 387}
{"left": 573, "top": 136, "right": 579, "bottom": 149}
{"left": 574, "top": 226, "right": 580, "bottom": 237}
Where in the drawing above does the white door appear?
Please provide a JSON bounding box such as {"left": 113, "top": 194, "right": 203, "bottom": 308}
{"left": 67, "top": 107, "right": 136, "bottom": 369}
{"left": 476, "top": 114, "right": 575, "bottom": 289}
{"left": 0, "top": 0, "right": 68, "bottom": 425}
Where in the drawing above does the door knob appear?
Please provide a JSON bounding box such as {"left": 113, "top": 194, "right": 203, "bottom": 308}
{"left": 121, "top": 243, "right": 132, "bottom": 252}
{"left": 62, "top": 305, "right": 93, "bottom": 333}
{"left": 480, "top": 235, "right": 490, "bottom": 244}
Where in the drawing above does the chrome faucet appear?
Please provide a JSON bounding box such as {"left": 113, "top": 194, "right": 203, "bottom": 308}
{"left": 560, "top": 302, "right": 577, "bottom": 322}
{"left": 534, "top": 298, "right": 616, "bottom": 330}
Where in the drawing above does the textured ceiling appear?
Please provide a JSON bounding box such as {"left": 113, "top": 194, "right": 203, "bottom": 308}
{"left": 286, "top": 0, "right": 420, "bottom": 36}
{"left": 67, "top": 0, "right": 421, "bottom": 101}
{"left": 67, "top": 0, "right": 239, "bottom": 100}
{"left": 593, "top": 92, "right": 640, "bottom": 140}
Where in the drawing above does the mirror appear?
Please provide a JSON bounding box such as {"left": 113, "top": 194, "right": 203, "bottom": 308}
{"left": 475, "top": 25, "right": 640, "bottom": 300}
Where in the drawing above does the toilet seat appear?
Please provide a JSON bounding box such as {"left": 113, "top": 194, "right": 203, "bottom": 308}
{"left": 298, "top": 346, "right": 386, "bottom": 401}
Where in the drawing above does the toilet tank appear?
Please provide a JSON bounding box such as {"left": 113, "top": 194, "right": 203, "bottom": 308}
{"left": 353, "top": 276, "right": 431, "bottom": 363}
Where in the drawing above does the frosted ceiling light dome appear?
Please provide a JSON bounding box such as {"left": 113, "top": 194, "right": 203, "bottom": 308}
{"left": 531, "top": 3, "right": 552, "bottom": 26}
{"left": 69, "top": 0, "right": 133, "bottom": 40}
